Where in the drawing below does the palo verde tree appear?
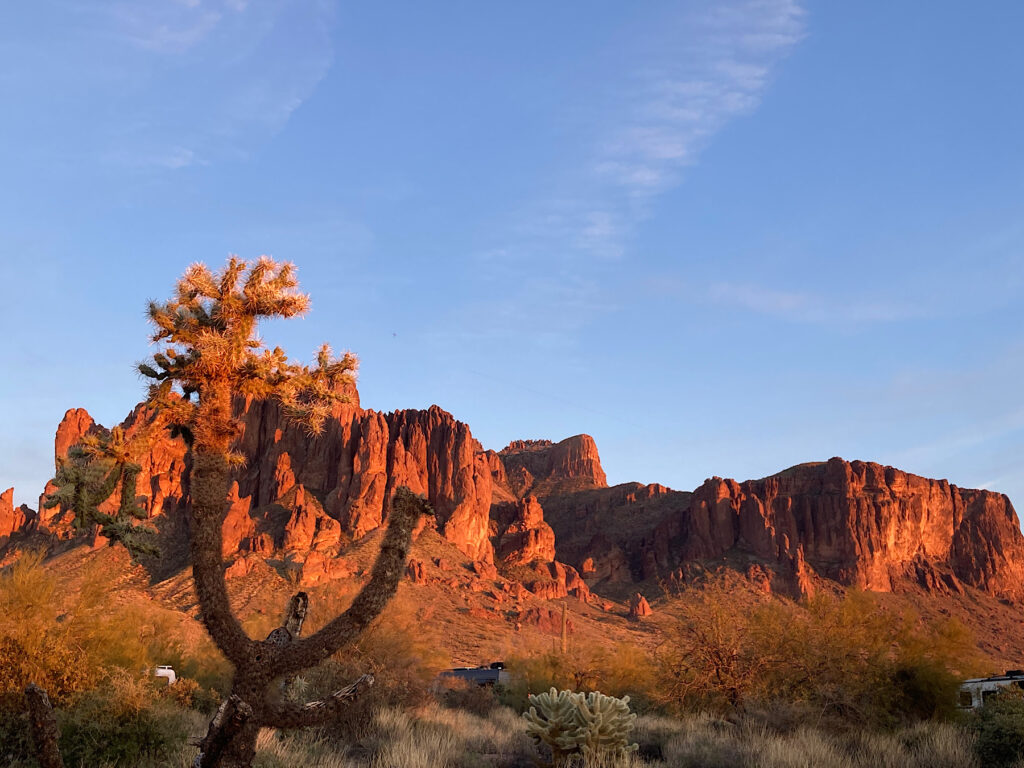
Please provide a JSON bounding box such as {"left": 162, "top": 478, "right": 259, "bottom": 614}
{"left": 137, "top": 256, "right": 427, "bottom": 767}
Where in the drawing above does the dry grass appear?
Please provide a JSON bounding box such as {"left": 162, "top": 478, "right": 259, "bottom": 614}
{"left": 21, "top": 696, "right": 990, "bottom": 768}
{"left": 208, "top": 706, "right": 988, "bottom": 768}
{"left": 649, "top": 716, "right": 981, "bottom": 768}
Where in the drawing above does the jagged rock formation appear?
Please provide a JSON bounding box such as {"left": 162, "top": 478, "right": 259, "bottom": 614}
{"left": 232, "top": 399, "right": 495, "bottom": 563}
{"left": 650, "top": 459, "right": 1024, "bottom": 601}
{"left": 628, "top": 592, "right": 652, "bottom": 620}
{"left": 537, "top": 482, "right": 690, "bottom": 590}
{"left": 7, "top": 398, "right": 1024, "bottom": 610}
{"left": 24, "top": 398, "right": 497, "bottom": 568}
{"left": 497, "top": 436, "right": 607, "bottom": 497}
{"left": 0, "top": 488, "right": 32, "bottom": 541}
{"left": 492, "top": 496, "right": 556, "bottom": 566}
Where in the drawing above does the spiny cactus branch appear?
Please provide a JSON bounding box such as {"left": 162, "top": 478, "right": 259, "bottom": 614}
{"left": 195, "top": 695, "right": 254, "bottom": 768}
{"left": 140, "top": 257, "right": 356, "bottom": 452}
{"left": 277, "top": 488, "right": 426, "bottom": 677}
{"left": 25, "top": 684, "right": 65, "bottom": 768}
{"left": 189, "top": 451, "right": 257, "bottom": 666}
{"left": 266, "top": 674, "right": 374, "bottom": 729}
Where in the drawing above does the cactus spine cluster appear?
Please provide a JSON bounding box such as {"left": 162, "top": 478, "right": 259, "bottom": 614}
{"left": 523, "top": 687, "right": 638, "bottom": 766}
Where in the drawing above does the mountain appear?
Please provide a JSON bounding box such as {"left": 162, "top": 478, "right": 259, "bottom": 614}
{"left": 5, "top": 387, "right": 1024, "bottom": 664}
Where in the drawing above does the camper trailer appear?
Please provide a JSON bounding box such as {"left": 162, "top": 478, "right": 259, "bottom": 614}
{"left": 441, "top": 662, "right": 510, "bottom": 687}
{"left": 958, "top": 670, "right": 1024, "bottom": 709}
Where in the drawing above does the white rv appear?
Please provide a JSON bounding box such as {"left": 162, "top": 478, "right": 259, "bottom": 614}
{"left": 958, "top": 670, "right": 1024, "bottom": 710}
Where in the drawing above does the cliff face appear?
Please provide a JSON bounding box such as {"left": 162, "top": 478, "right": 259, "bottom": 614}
{"left": 492, "top": 496, "right": 557, "bottom": 566}
{"left": 26, "top": 398, "right": 496, "bottom": 565}
{"left": 497, "top": 436, "right": 607, "bottom": 497}
{"left": 10, "top": 401, "right": 1024, "bottom": 607}
{"left": 661, "top": 458, "right": 1024, "bottom": 601}
{"left": 232, "top": 400, "right": 495, "bottom": 563}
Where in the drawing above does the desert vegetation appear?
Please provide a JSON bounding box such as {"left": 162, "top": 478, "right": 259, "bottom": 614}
{"left": 5, "top": 550, "right": 1024, "bottom": 767}
{"left": 651, "top": 574, "right": 985, "bottom": 725}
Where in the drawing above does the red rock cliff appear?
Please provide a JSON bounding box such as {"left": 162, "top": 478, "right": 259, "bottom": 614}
{"left": 231, "top": 399, "right": 494, "bottom": 562}
{"left": 663, "top": 458, "right": 1024, "bottom": 601}
{"left": 36, "top": 397, "right": 496, "bottom": 564}
{"left": 0, "top": 488, "right": 31, "bottom": 540}
{"left": 498, "top": 435, "right": 607, "bottom": 497}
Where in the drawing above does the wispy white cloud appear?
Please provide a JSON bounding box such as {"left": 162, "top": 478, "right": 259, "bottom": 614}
{"left": 455, "top": 1, "right": 806, "bottom": 350}
{"left": 483, "top": 0, "right": 805, "bottom": 278}
{"left": 558, "top": 0, "right": 805, "bottom": 255}
{"left": 104, "top": 144, "right": 202, "bottom": 171}
{"left": 708, "top": 281, "right": 924, "bottom": 323}
{"left": 39, "top": 0, "right": 337, "bottom": 169}
{"left": 102, "top": 1, "right": 229, "bottom": 54}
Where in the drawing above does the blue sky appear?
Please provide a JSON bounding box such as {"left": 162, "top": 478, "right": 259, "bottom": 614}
{"left": 2, "top": 1, "right": 1024, "bottom": 512}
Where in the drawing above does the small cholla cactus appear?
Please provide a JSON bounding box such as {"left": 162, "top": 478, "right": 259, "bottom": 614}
{"left": 523, "top": 688, "right": 585, "bottom": 765}
{"left": 574, "top": 691, "right": 639, "bottom": 760}
{"left": 523, "top": 688, "right": 638, "bottom": 767}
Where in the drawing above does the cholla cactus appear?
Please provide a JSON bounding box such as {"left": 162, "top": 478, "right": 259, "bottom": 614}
{"left": 574, "top": 691, "right": 639, "bottom": 760}
{"left": 523, "top": 688, "right": 585, "bottom": 765}
{"left": 44, "top": 425, "right": 158, "bottom": 558}
{"left": 523, "top": 688, "right": 638, "bottom": 766}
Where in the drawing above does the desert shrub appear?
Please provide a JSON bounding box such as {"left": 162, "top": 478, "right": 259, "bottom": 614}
{"left": 970, "top": 687, "right": 1024, "bottom": 767}
{"left": 0, "top": 632, "right": 98, "bottom": 707}
{"left": 436, "top": 675, "right": 500, "bottom": 714}
{"left": 367, "top": 706, "right": 459, "bottom": 767}
{"left": 654, "top": 576, "right": 983, "bottom": 725}
{"left": 0, "top": 553, "right": 101, "bottom": 705}
{"left": 887, "top": 660, "right": 959, "bottom": 722}
{"left": 160, "top": 675, "right": 222, "bottom": 714}
{"left": 741, "top": 700, "right": 822, "bottom": 735}
{"left": 501, "top": 641, "right": 656, "bottom": 715}
{"left": 895, "top": 721, "right": 979, "bottom": 768}
{"left": 0, "top": 692, "right": 36, "bottom": 766}
{"left": 659, "top": 714, "right": 745, "bottom": 768}
{"left": 58, "top": 670, "right": 190, "bottom": 767}
{"left": 501, "top": 651, "right": 580, "bottom": 711}
{"left": 589, "top": 643, "right": 658, "bottom": 713}
{"left": 366, "top": 704, "right": 536, "bottom": 768}
{"left": 0, "top": 551, "right": 232, "bottom": 711}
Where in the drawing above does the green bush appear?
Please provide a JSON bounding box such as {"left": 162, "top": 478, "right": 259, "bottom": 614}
{"left": 58, "top": 672, "right": 190, "bottom": 767}
{"left": 161, "top": 675, "right": 222, "bottom": 714}
{"left": 970, "top": 687, "right": 1024, "bottom": 767}
{"left": 500, "top": 642, "right": 656, "bottom": 716}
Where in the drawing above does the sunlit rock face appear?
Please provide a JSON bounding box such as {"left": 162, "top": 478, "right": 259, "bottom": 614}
{"left": 497, "top": 435, "right": 608, "bottom": 497}
{"left": 492, "top": 495, "right": 557, "bottom": 566}
{"left": 15, "top": 394, "right": 1024, "bottom": 607}
{"left": 33, "top": 391, "right": 497, "bottom": 565}
{"left": 661, "top": 458, "right": 1024, "bottom": 601}
{"left": 0, "top": 488, "right": 31, "bottom": 541}
{"left": 232, "top": 398, "right": 495, "bottom": 563}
